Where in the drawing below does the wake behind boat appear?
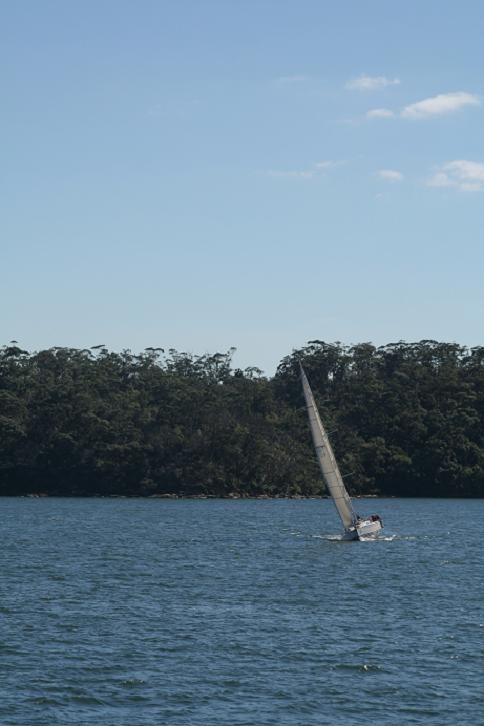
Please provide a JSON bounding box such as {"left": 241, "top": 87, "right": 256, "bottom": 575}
{"left": 300, "top": 363, "right": 383, "bottom": 541}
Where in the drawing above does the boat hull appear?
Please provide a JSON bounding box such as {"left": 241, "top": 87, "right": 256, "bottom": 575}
{"left": 356, "top": 519, "right": 383, "bottom": 539}
{"left": 342, "top": 518, "right": 383, "bottom": 541}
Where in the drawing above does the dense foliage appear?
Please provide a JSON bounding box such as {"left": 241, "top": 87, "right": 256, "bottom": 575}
{"left": 1, "top": 341, "right": 484, "bottom": 497}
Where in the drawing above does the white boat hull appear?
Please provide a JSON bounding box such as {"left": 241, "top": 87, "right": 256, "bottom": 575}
{"left": 356, "top": 518, "right": 382, "bottom": 539}
{"left": 342, "top": 518, "right": 383, "bottom": 541}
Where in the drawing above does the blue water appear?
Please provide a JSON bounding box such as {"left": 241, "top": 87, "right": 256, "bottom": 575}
{"left": 1, "top": 497, "right": 483, "bottom": 725}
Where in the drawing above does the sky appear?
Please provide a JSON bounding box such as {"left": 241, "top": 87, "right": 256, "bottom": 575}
{"left": 2, "top": 0, "right": 483, "bottom": 374}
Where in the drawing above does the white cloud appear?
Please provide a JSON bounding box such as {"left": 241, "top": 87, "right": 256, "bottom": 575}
{"left": 427, "top": 171, "right": 452, "bottom": 188}
{"left": 446, "top": 160, "right": 484, "bottom": 181}
{"left": 366, "top": 108, "right": 395, "bottom": 119}
{"left": 264, "top": 160, "right": 343, "bottom": 180}
{"left": 427, "top": 159, "right": 484, "bottom": 191}
{"left": 377, "top": 169, "right": 403, "bottom": 182}
{"left": 364, "top": 91, "right": 480, "bottom": 122}
{"left": 346, "top": 74, "right": 400, "bottom": 91}
{"left": 402, "top": 91, "right": 480, "bottom": 119}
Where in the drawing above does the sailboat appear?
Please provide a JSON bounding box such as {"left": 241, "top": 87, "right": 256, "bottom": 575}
{"left": 300, "top": 363, "right": 383, "bottom": 540}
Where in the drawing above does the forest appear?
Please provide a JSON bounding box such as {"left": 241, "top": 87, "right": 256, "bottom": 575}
{"left": 1, "top": 340, "right": 483, "bottom": 498}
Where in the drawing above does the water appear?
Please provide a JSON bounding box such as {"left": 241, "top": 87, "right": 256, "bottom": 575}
{"left": 1, "top": 497, "right": 483, "bottom": 725}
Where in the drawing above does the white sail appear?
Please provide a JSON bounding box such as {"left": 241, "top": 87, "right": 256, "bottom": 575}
{"left": 300, "top": 364, "right": 356, "bottom": 530}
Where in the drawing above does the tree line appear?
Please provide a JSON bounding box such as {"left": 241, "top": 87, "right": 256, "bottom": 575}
{"left": 1, "top": 340, "right": 483, "bottom": 497}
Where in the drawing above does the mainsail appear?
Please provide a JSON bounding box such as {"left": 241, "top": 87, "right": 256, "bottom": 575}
{"left": 300, "top": 364, "right": 356, "bottom": 530}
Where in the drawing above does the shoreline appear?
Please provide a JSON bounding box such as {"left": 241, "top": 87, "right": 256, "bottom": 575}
{"left": 0, "top": 493, "right": 429, "bottom": 500}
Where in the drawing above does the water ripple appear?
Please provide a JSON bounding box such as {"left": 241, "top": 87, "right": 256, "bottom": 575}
{"left": 0, "top": 497, "right": 483, "bottom": 724}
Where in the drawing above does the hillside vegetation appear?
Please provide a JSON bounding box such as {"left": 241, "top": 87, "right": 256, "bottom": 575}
{"left": 1, "top": 341, "right": 483, "bottom": 497}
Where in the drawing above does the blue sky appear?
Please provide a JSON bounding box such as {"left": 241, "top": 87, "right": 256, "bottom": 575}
{"left": 2, "top": 0, "right": 483, "bottom": 373}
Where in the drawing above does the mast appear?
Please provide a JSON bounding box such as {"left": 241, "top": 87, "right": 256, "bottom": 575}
{"left": 300, "top": 363, "right": 356, "bottom": 530}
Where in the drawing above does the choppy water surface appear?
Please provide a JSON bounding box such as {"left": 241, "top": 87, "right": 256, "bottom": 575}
{"left": 1, "top": 497, "right": 483, "bottom": 725}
